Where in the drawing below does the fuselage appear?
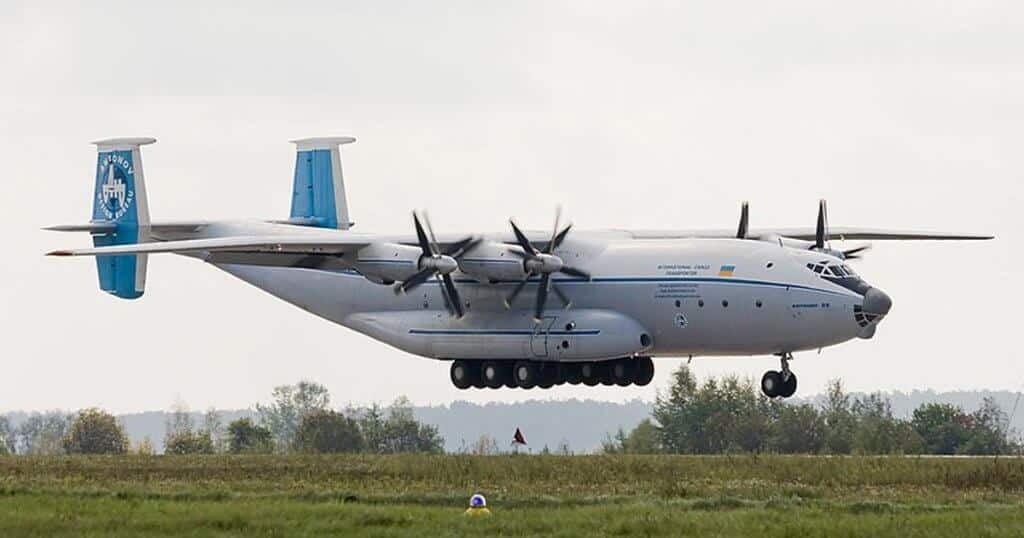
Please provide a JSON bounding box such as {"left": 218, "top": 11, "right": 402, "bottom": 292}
{"left": 211, "top": 230, "right": 888, "bottom": 363}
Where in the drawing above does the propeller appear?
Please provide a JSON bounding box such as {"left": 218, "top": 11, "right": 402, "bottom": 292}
{"left": 807, "top": 199, "right": 873, "bottom": 260}
{"left": 394, "top": 211, "right": 480, "bottom": 318}
{"left": 505, "top": 207, "right": 591, "bottom": 322}
{"left": 841, "top": 244, "right": 872, "bottom": 260}
{"left": 812, "top": 199, "right": 829, "bottom": 250}
{"left": 736, "top": 201, "right": 750, "bottom": 239}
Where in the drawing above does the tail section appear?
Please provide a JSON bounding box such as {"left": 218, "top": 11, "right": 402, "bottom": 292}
{"left": 90, "top": 137, "right": 154, "bottom": 299}
{"left": 288, "top": 137, "right": 355, "bottom": 230}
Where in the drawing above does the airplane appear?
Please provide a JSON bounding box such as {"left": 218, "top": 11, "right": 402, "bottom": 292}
{"left": 47, "top": 137, "right": 993, "bottom": 398}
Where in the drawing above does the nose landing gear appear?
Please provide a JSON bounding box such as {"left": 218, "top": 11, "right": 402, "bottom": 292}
{"left": 761, "top": 353, "right": 797, "bottom": 398}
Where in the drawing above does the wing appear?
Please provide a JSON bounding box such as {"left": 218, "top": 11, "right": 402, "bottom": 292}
{"left": 47, "top": 235, "right": 374, "bottom": 269}
{"left": 626, "top": 227, "right": 993, "bottom": 241}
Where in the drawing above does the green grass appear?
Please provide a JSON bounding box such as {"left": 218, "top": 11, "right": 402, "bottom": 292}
{"left": 1, "top": 455, "right": 1023, "bottom": 536}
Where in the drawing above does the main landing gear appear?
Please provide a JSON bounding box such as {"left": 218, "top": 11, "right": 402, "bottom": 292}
{"left": 450, "top": 357, "right": 655, "bottom": 390}
{"left": 761, "top": 352, "right": 797, "bottom": 398}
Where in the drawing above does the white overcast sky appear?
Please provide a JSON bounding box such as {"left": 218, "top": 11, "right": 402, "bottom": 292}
{"left": 0, "top": 1, "right": 1019, "bottom": 412}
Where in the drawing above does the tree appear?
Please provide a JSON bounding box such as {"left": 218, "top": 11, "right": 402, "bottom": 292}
{"left": 164, "top": 400, "right": 216, "bottom": 455}
{"left": 62, "top": 408, "right": 128, "bottom": 455}
{"left": 17, "top": 411, "right": 72, "bottom": 455}
{"left": 851, "top": 393, "right": 922, "bottom": 454}
{"left": 294, "top": 409, "right": 364, "bottom": 453}
{"left": 358, "top": 397, "right": 444, "bottom": 454}
{"left": 821, "top": 379, "right": 856, "bottom": 454}
{"left": 960, "top": 397, "right": 1015, "bottom": 455}
{"left": 770, "top": 403, "right": 826, "bottom": 454}
{"left": 227, "top": 418, "right": 274, "bottom": 454}
{"left": 0, "top": 416, "right": 13, "bottom": 455}
{"left": 257, "top": 381, "right": 331, "bottom": 451}
{"left": 469, "top": 434, "right": 500, "bottom": 455}
{"left": 165, "top": 430, "right": 215, "bottom": 455}
{"left": 654, "top": 366, "right": 771, "bottom": 454}
{"left": 911, "top": 403, "right": 971, "bottom": 455}
{"left": 602, "top": 419, "right": 662, "bottom": 454}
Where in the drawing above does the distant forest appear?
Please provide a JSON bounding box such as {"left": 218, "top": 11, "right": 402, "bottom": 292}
{"left": 2, "top": 373, "right": 1021, "bottom": 455}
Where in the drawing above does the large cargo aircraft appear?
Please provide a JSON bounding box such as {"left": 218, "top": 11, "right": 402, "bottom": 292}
{"left": 47, "top": 137, "right": 991, "bottom": 397}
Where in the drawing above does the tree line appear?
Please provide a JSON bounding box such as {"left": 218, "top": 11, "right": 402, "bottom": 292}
{"left": 0, "top": 381, "right": 443, "bottom": 455}
{"left": 603, "top": 365, "right": 1020, "bottom": 455}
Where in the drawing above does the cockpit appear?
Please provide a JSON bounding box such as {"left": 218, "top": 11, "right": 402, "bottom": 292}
{"left": 806, "top": 261, "right": 857, "bottom": 278}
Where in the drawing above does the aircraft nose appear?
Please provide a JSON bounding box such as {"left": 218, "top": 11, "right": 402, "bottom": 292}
{"left": 862, "top": 287, "right": 892, "bottom": 316}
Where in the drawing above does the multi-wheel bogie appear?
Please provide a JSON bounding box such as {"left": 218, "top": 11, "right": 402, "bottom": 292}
{"left": 449, "top": 357, "right": 655, "bottom": 390}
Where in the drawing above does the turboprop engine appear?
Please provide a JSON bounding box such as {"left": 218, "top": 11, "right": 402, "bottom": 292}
{"left": 352, "top": 242, "right": 425, "bottom": 285}
{"left": 456, "top": 241, "right": 529, "bottom": 283}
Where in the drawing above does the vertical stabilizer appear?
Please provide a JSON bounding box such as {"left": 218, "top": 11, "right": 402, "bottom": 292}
{"left": 289, "top": 137, "right": 355, "bottom": 229}
{"left": 91, "top": 137, "right": 154, "bottom": 299}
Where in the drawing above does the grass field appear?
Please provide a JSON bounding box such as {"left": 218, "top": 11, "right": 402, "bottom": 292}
{"left": 2, "top": 454, "right": 1024, "bottom": 536}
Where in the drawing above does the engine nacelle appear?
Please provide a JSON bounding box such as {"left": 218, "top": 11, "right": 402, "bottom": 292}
{"left": 353, "top": 242, "right": 422, "bottom": 285}
{"left": 457, "top": 241, "right": 527, "bottom": 283}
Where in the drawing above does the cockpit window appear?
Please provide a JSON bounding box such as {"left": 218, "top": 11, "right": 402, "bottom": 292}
{"left": 806, "top": 260, "right": 858, "bottom": 279}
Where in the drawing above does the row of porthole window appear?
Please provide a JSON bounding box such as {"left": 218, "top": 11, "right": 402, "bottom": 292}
{"left": 674, "top": 299, "right": 763, "bottom": 309}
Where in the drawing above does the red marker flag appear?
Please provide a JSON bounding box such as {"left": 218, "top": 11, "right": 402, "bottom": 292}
{"left": 512, "top": 427, "right": 527, "bottom": 445}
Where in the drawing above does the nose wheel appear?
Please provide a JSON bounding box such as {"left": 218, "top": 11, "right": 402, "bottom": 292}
{"left": 761, "top": 353, "right": 797, "bottom": 398}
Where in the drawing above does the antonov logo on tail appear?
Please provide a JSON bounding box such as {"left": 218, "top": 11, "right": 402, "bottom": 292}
{"left": 97, "top": 155, "right": 134, "bottom": 220}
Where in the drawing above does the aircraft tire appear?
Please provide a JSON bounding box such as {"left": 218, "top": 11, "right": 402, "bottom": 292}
{"left": 633, "top": 357, "right": 655, "bottom": 386}
{"left": 537, "top": 364, "right": 556, "bottom": 389}
{"left": 581, "top": 362, "right": 601, "bottom": 386}
{"left": 481, "top": 361, "right": 506, "bottom": 389}
{"left": 779, "top": 372, "right": 797, "bottom": 398}
{"left": 513, "top": 360, "right": 537, "bottom": 389}
{"left": 761, "top": 370, "right": 783, "bottom": 398}
{"left": 563, "top": 364, "right": 583, "bottom": 385}
{"left": 450, "top": 360, "right": 476, "bottom": 390}
{"left": 610, "top": 359, "right": 634, "bottom": 387}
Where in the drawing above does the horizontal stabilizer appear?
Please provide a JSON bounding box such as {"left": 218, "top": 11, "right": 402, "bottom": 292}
{"left": 44, "top": 223, "right": 118, "bottom": 233}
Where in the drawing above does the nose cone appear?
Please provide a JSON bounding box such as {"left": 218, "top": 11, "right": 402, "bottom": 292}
{"left": 862, "top": 287, "right": 893, "bottom": 316}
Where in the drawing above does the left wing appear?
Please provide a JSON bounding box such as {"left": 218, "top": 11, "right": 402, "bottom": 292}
{"left": 47, "top": 235, "right": 375, "bottom": 269}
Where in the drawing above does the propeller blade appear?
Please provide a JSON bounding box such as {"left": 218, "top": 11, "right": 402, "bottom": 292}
{"left": 546, "top": 205, "right": 563, "bottom": 254}
{"left": 552, "top": 284, "right": 572, "bottom": 309}
{"left": 504, "top": 275, "right": 530, "bottom": 308}
{"left": 412, "top": 212, "right": 433, "bottom": 256}
{"left": 534, "top": 273, "right": 551, "bottom": 322}
{"left": 842, "top": 244, "right": 872, "bottom": 260}
{"left": 814, "top": 199, "right": 829, "bottom": 250}
{"left": 396, "top": 267, "right": 435, "bottom": 294}
{"left": 559, "top": 265, "right": 591, "bottom": 280}
{"left": 435, "top": 274, "right": 455, "bottom": 316}
{"left": 551, "top": 224, "right": 573, "bottom": 252}
{"left": 737, "top": 201, "right": 749, "bottom": 239}
{"left": 441, "top": 273, "right": 464, "bottom": 318}
{"left": 422, "top": 210, "right": 440, "bottom": 253}
{"left": 444, "top": 236, "right": 480, "bottom": 258}
{"left": 509, "top": 220, "right": 538, "bottom": 256}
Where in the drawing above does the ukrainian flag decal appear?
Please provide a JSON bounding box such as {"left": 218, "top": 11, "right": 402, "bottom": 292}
{"left": 718, "top": 265, "right": 736, "bottom": 277}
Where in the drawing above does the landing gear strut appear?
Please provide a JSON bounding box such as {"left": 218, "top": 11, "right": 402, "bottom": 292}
{"left": 761, "top": 353, "right": 797, "bottom": 398}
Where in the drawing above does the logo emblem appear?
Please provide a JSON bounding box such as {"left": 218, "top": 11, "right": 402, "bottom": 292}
{"left": 675, "top": 313, "right": 688, "bottom": 328}
{"left": 96, "top": 154, "right": 135, "bottom": 220}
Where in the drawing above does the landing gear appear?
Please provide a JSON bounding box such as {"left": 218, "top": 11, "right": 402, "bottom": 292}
{"left": 513, "top": 360, "right": 538, "bottom": 389}
{"left": 450, "top": 360, "right": 478, "bottom": 390}
{"left": 450, "top": 357, "right": 656, "bottom": 390}
{"left": 480, "top": 361, "right": 508, "bottom": 389}
{"left": 760, "top": 353, "right": 798, "bottom": 398}
{"left": 581, "top": 362, "right": 603, "bottom": 386}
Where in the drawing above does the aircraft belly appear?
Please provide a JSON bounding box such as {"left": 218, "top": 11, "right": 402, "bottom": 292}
{"left": 346, "top": 309, "right": 651, "bottom": 361}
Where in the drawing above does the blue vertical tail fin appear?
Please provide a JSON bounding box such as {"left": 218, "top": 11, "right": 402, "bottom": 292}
{"left": 288, "top": 137, "right": 355, "bottom": 229}
{"left": 91, "top": 137, "right": 154, "bottom": 299}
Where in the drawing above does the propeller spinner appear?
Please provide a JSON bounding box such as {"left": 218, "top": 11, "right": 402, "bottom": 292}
{"left": 394, "top": 211, "right": 480, "bottom": 318}
{"left": 505, "top": 207, "right": 591, "bottom": 322}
